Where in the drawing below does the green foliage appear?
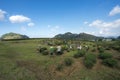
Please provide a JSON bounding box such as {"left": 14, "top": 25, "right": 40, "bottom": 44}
{"left": 56, "top": 63, "right": 63, "bottom": 71}
{"left": 39, "top": 47, "right": 47, "bottom": 53}
{"left": 64, "top": 58, "right": 73, "bottom": 66}
{"left": 73, "top": 50, "right": 85, "bottom": 58}
{"left": 54, "top": 32, "right": 100, "bottom": 40}
{"left": 102, "top": 58, "right": 118, "bottom": 67}
{"left": 38, "top": 47, "right": 49, "bottom": 55}
{"left": 98, "top": 47, "right": 105, "bottom": 53}
{"left": 91, "top": 48, "right": 96, "bottom": 52}
{"left": 62, "top": 45, "right": 69, "bottom": 51}
{"left": 0, "top": 39, "right": 120, "bottom": 80}
{"left": 84, "top": 53, "right": 96, "bottom": 69}
{"left": 99, "top": 53, "right": 112, "bottom": 59}
{"left": 41, "top": 50, "right": 49, "bottom": 55}
{"left": 1, "top": 32, "right": 29, "bottom": 40}
{"left": 105, "top": 47, "right": 111, "bottom": 50}
{"left": 112, "top": 46, "right": 120, "bottom": 52}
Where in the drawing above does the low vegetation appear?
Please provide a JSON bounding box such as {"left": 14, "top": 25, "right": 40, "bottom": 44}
{"left": 99, "top": 53, "right": 112, "bottom": 59}
{"left": 73, "top": 50, "right": 85, "bottom": 58}
{"left": 102, "top": 58, "right": 118, "bottom": 67}
{"left": 84, "top": 53, "right": 97, "bottom": 69}
{"left": 0, "top": 38, "right": 120, "bottom": 80}
{"left": 64, "top": 58, "right": 73, "bottom": 66}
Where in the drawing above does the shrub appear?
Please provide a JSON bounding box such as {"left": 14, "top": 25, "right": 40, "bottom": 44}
{"left": 102, "top": 58, "right": 118, "bottom": 67}
{"left": 62, "top": 46, "right": 69, "bottom": 51}
{"left": 64, "top": 58, "right": 73, "bottom": 66}
{"left": 91, "top": 48, "right": 96, "bottom": 52}
{"left": 73, "top": 50, "right": 85, "bottom": 58}
{"left": 105, "top": 47, "right": 111, "bottom": 50}
{"left": 99, "top": 53, "right": 112, "bottom": 59}
{"left": 41, "top": 50, "right": 49, "bottom": 55}
{"left": 98, "top": 47, "right": 104, "bottom": 53}
{"left": 112, "top": 46, "right": 120, "bottom": 52}
{"left": 93, "top": 45, "right": 96, "bottom": 47}
{"left": 84, "top": 53, "right": 96, "bottom": 69}
{"left": 56, "top": 64, "right": 63, "bottom": 71}
{"left": 39, "top": 47, "right": 47, "bottom": 53}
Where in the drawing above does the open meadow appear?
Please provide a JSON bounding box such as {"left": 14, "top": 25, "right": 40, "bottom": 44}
{"left": 0, "top": 39, "right": 120, "bottom": 80}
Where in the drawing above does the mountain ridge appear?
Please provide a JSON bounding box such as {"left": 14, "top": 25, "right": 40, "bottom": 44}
{"left": 54, "top": 32, "right": 103, "bottom": 40}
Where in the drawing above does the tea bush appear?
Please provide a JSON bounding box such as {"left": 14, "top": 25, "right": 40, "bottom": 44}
{"left": 91, "top": 48, "right": 96, "bottom": 52}
{"left": 39, "top": 47, "right": 47, "bottom": 53}
{"left": 84, "top": 53, "right": 96, "bottom": 69}
{"left": 41, "top": 50, "right": 49, "bottom": 55}
{"left": 62, "top": 45, "right": 69, "bottom": 52}
{"left": 98, "top": 47, "right": 105, "bottom": 53}
{"left": 64, "top": 58, "right": 73, "bottom": 66}
{"left": 73, "top": 50, "right": 85, "bottom": 58}
{"left": 56, "top": 63, "right": 63, "bottom": 71}
{"left": 99, "top": 53, "right": 112, "bottom": 59}
{"left": 102, "top": 58, "right": 118, "bottom": 67}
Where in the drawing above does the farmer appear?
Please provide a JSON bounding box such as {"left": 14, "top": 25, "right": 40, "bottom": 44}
{"left": 85, "top": 45, "right": 89, "bottom": 51}
{"left": 77, "top": 45, "right": 82, "bottom": 50}
{"left": 69, "top": 45, "right": 72, "bottom": 49}
{"left": 49, "top": 46, "right": 54, "bottom": 56}
{"left": 57, "top": 45, "right": 62, "bottom": 55}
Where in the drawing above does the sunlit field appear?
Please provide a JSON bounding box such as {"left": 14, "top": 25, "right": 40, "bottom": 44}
{"left": 0, "top": 39, "right": 120, "bottom": 80}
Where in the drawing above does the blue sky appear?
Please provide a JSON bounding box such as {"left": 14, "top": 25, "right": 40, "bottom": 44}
{"left": 0, "top": 0, "right": 120, "bottom": 38}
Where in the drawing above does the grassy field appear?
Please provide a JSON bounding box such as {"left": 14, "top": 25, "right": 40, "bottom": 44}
{"left": 0, "top": 39, "right": 120, "bottom": 80}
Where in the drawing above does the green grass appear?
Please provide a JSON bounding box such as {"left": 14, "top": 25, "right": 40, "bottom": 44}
{"left": 0, "top": 40, "right": 120, "bottom": 80}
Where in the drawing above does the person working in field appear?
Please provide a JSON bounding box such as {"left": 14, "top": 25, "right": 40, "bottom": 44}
{"left": 49, "top": 46, "right": 54, "bottom": 56}
{"left": 77, "top": 45, "right": 82, "bottom": 50}
{"left": 57, "top": 45, "right": 62, "bottom": 55}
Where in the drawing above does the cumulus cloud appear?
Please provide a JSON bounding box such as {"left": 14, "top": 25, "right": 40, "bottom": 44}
{"left": 89, "top": 19, "right": 120, "bottom": 36}
{"left": 0, "top": 9, "right": 6, "bottom": 21}
{"left": 109, "top": 5, "right": 120, "bottom": 16}
{"left": 9, "top": 15, "right": 31, "bottom": 23}
{"left": 89, "top": 19, "right": 120, "bottom": 28}
{"left": 99, "top": 28, "right": 110, "bottom": 35}
{"left": 28, "top": 22, "right": 35, "bottom": 27}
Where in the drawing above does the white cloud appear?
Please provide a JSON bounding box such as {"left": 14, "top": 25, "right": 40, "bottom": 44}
{"left": 109, "top": 5, "right": 120, "bottom": 16}
{"left": 0, "top": 9, "right": 6, "bottom": 21}
{"left": 89, "top": 19, "right": 120, "bottom": 28}
{"left": 28, "top": 22, "right": 35, "bottom": 27}
{"left": 99, "top": 28, "right": 110, "bottom": 35}
{"left": 84, "top": 21, "right": 88, "bottom": 24}
{"left": 89, "top": 19, "right": 120, "bottom": 36}
{"left": 9, "top": 15, "right": 31, "bottom": 23}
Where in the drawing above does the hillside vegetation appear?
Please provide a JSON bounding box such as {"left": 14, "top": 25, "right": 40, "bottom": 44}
{"left": 54, "top": 32, "right": 103, "bottom": 40}
{"left": 0, "top": 32, "right": 29, "bottom": 40}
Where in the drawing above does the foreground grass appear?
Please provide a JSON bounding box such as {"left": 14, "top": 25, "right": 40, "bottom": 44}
{"left": 0, "top": 40, "right": 120, "bottom": 80}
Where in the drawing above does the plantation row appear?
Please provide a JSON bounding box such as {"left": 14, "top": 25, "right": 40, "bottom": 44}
{"left": 55, "top": 50, "right": 118, "bottom": 71}
{"left": 35, "top": 40, "right": 120, "bottom": 70}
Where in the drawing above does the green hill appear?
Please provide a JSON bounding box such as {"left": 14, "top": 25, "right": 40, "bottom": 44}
{"left": 0, "top": 32, "right": 29, "bottom": 40}
{"left": 54, "top": 32, "right": 103, "bottom": 40}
